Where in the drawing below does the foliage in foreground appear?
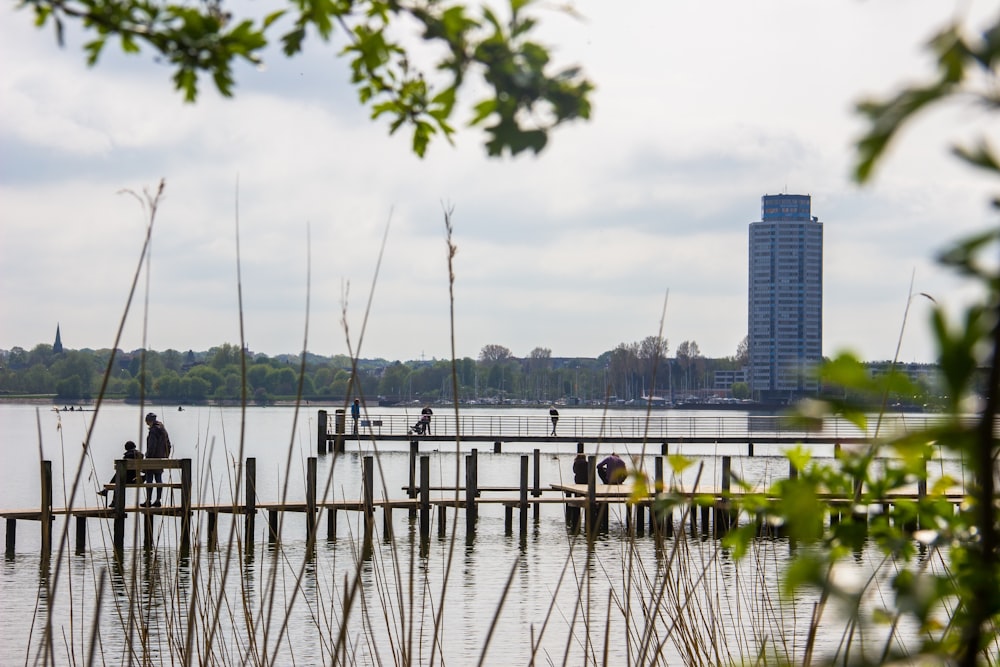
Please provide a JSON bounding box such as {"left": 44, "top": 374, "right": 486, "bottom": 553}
{"left": 716, "top": 13, "right": 1000, "bottom": 665}
{"left": 19, "top": 0, "right": 593, "bottom": 157}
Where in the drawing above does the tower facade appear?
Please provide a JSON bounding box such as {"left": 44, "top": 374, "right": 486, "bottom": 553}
{"left": 747, "top": 194, "right": 823, "bottom": 402}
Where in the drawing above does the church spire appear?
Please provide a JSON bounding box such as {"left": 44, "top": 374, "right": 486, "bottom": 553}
{"left": 53, "top": 324, "right": 63, "bottom": 354}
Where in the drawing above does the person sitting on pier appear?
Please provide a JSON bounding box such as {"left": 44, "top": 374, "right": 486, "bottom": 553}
{"left": 597, "top": 453, "right": 627, "bottom": 485}
{"left": 97, "top": 440, "right": 142, "bottom": 505}
{"left": 409, "top": 413, "right": 431, "bottom": 436}
{"left": 572, "top": 452, "right": 589, "bottom": 484}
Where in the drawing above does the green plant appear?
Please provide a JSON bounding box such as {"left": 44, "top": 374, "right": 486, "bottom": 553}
{"left": 718, "top": 13, "right": 1000, "bottom": 665}
{"left": 19, "top": 0, "right": 592, "bottom": 157}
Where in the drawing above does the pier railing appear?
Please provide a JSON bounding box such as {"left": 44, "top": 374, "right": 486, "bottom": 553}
{"left": 332, "top": 412, "right": 958, "bottom": 441}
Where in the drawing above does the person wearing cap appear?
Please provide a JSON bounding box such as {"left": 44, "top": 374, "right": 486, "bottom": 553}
{"left": 142, "top": 412, "right": 172, "bottom": 507}
{"left": 98, "top": 440, "right": 143, "bottom": 505}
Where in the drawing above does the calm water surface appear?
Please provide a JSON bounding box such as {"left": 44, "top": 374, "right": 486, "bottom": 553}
{"left": 0, "top": 403, "right": 940, "bottom": 665}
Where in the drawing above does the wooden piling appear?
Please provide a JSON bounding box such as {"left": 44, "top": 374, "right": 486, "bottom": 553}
{"left": 465, "top": 450, "right": 478, "bottom": 536}
{"left": 317, "top": 409, "right": 328, "bottom": 454}
{"left": 40, "top": 461, "right": 52, "bottom": 556}
{"left": 180, "top": 458, "right": 192, "bottom": 552}
{"left": 75, "top": 516, "right": 86, "bottom": 554}
{"left": 207, "top": 511, "right": 218, "bottom": 550}
{"left": 268, "top": 510, "right": 278, "bottom": 544}
{"left": 419, "top": 456, "right": 430, "bottom": 541}
{"left": 306, "top": 457, "right": 317, "bottom": 548}
{"left": 363, "top": 456, "right": 374, "bottom": 554}
{"left": 245, "top": 457, "right": 257, "bottom": 550}
{"left": 327, "top": 505, "right": 337, "bottom": 541}
{"left": 586, "top": 456, "right": 598, "bottom": 538}
{"left": 334, "top": 408, "right": 346, "bottom": 453}
{"left": 5, "top": 518, "right": 15, "bottom": 555}
{"left": 113, "top": 459, "right": 126, "bottom": 559}
{"left": 408, "top": 441, "right": 418, "bottom": 519}
{"left": 519, "top": 455, "right": 529, "bottom": 535}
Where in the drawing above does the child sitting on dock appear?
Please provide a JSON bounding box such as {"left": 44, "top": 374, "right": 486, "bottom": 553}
{"left": 97, "top": 441, "right": 143, "bottom": 505}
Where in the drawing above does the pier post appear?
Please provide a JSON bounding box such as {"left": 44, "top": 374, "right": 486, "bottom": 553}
{"left": 180, "top": 458, "right": 193, "bottom": 552}
{"left": 75, "top": 516, "right": 86, "bottom": 554}
{"left": 716, "top": 456, "right": 735, "bottom": 535}
{"left": 653, "top": 456, "right": 665, "bottom": 536}
{"left": 586, "top": 456, "right": 599, "bottom": 539}
{"left": 40, "top": 461, "right": 52, "bottom": 557}
{"left": 334, "top": 409, "right": 346, "bottom": 453}
{"left": 207, "top": 511, "right": 218, "bottom": 550}
{"left": 465, "top": 450, "right": 478, "bottom": 536}
{"left": 143, "top": 511, "right": 153, "bottom": 550}
{"left": 532, "top": 449, "right": 541, "bottom": 498}
{"left": 363, "top": 456, "right": 374, "bottom": 557}
{"left": 317, "top": 409, "right": 328, "bottom": 454}
{"left": 5, "top": 518, "right": 15, "bottom": 555}
{"left": 113, "top": 459, "right": 126, "bottom": 559}
{"left": 327, "top": 506, "right": 337, "bottom": 541}
{"left": 245, "top": 458, "right": 257, "bottom": 550}
{"left": 306, "top": 457, "right": 317, "bottom": 549}
{"left": 268, "top": 510, "right": 279, "bottom": 544}
{"left": 408, "top": 440, "right": 419, "bottom": 519}
{"left": 519, "top": 455, "right": 529, "bottom": 535}
{"left": 419, "top": 456, "right": 430, "bottom": 541}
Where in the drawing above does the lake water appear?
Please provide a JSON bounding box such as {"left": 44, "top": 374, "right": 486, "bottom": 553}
{"left": 0, "top": 403, "right": 944, "bottom": 665}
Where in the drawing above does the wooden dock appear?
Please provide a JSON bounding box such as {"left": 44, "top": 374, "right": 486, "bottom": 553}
{"left": 3, "top": 441, "right": 967, "bottom": 559}
{"left": 316, "top": 408, "right": 888, "bottom": 454}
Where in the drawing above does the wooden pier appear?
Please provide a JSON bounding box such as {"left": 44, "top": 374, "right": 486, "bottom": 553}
{"left": 3, "top": 441, "right": 965, "bottom": 559}
{"left": 316, "top": 408, "right": 886, "bottom": 453}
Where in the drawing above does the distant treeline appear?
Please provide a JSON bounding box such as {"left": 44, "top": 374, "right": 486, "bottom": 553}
{"left": 0, "top": 338, "right": 755, "bottom": 405}
{"left": 0, "top": 339, "right": 946, "bottom": 408}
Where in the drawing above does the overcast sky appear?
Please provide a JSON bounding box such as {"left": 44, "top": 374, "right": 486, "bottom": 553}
{"left": 1, "top": 1, "right": 995, "bottom": 364}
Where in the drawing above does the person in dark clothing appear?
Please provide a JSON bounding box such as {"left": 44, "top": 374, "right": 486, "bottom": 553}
{"left": 98, "top": 440, "right": 142, "bottom": 505}
{"left": 142, "top": 412, "right": 172, "bottom": 507}
{"left": 549, "top": 407, "right": 559, "bottom": 436}
{"left": 597, "top": 453, "right": 627, "bottom": 485}
{"left": 409, "top": 413, "right": 430, "bottom": 436}
{"left": 572, "top": 452, "right": 589, "bottom": 485}
{"left": 351, "top": 398, "right": 361, "bottom": 434}
{"left": 421, "top": 406, "right": 433, "bottom": 434}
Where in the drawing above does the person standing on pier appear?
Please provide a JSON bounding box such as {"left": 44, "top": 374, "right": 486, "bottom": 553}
{"left": 142, "top": 412, "right": 172, "bottom": 507}
{"left": 597, "top": 453, "right": 627, "bottom": 485}
{"left": 351, "top": 398, "right": 361, "bottom": 434}
{"left": 549, "top": 407, "right": 559, "bottom": 436}
{"left": 421, "top": 406, "right": 433, "bottom": 435}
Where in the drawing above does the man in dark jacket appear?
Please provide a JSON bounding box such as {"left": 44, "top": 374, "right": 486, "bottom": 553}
{"left": 597, "top": 453, "right": 627, "bottom": 485}
{"left": 142, "top": 412, "right": 172, "bottom": 507}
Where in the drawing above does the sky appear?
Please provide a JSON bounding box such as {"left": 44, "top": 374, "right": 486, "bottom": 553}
{"left": 1, "top": 1, "right": 996, "bottom": 364}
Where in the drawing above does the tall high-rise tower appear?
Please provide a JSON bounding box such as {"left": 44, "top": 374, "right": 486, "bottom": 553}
{"left": 747, "top": 194, "right": 823, "bottom": 402}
